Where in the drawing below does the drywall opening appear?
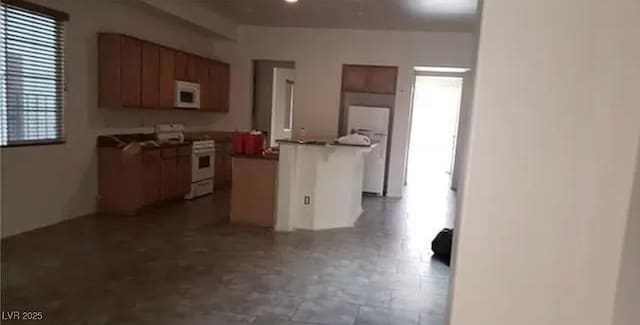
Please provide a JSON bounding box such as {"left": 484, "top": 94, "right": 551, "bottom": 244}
{"left": 251, "top": 60, "right": 296, "bottom": 146}
{"left": 407, "top": 75, "right": 463, "bottom": 191}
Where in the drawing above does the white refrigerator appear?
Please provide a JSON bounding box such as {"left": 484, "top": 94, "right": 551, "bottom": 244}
{"left": 347, "top": 105, "right": 390, "bottom": 196}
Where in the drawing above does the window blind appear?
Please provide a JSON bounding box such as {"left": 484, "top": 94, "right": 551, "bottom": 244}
{"left": 0, "top": 0, "right": 67, "bottom": 147}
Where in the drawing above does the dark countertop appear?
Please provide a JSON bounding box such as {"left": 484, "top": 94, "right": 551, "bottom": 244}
{"left": 276, "top": 138, "right": 376, "bottom": 148}
{"left": 96, "top": 134, "right": 190, "bottom": 149}
{"left": 184, "top": 131, "right": 233, "bottom": 143}
{"left": 97, "top": 130, "right": 233, "bottom": 148}
{"left": 232, "top": 153, "right": 279, "bottom": 161}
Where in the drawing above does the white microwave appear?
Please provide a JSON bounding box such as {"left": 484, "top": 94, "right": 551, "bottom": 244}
{"left": 175, "top": 80, "right": 201, "bottom": 109}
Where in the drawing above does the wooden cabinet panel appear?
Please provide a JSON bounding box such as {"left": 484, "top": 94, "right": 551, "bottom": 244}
{"left": 175, "top": 51, "right": 187, "bottom": 81}
{"left": 161, "top": 158, "right": 178, "bottom": 200}
{"left": 186, "top": 55, "right": 198, "bottom": 82}
{"left": 214, "top": 142, "right": 232, "bottom": 187}
{"left": 230, "top": 157, "right": 277, "bottom": 227}
{"left": 98, "top": 147, "right": 143, "bottom": 215}
{"left": 368, "top": 66, "right": 398, "bottom": 94}
{"left": 142, "top": 159, "right": 162, "bottom": 205}
{"left": 177, "top": 156, "right": 192, "bottom": 196}
{"left": 120, "top": 36, "right": 142, "bottom": 107}
{"left": 141, "top": 42, "right": 160, "bottom": 108}
{"left": 158, "top": 47, "right": 175, "bottom": 108}
{"left": 218, "top": 64, "right": 230, "bottom": 112}
{"left": 142, "top": 149, "right": 162, "bottom": 205}
{"left": 198, "top": 59, "right": 212, "bottom": 111}
{"left": 161, "top": 148, "right": 177, "bottom": 159}
{"left": 178, "top": 145, "right": 191, "bottom": 157}
{"left": 210, "top": 62, "right": 230, "bottom": 112}
{"left": 342, "top": 65, "right": 398, "bottom": 94}
{"left": 97, "top": 33, "right": 230, "bottom": 113}
{"left": 342, "top": 65, "right": 370, "bottom": 92}
{"left": 98, "top": 33, "right": 121, "bottom": 108}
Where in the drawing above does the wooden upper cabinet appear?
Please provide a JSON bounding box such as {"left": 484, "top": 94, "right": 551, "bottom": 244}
{"left": 342, "top": 65, "right": 398, "bottom": 94}
{"left": 98, "top": 33, "right": 121, "bottom": 108}
{"left": 141, "top": 42, "right": 160, "bottom": 108}
{"left": 97, "top": 32, "right": 230, "bottom": 112}
{"left": 120, "top": 36, "right": 142, "bottom": 107}
{"left": 175, "top": 51, "right": 187, "bottom": 81}
{"left": 186, "top": 55, "right": 199, "bottom": 82}
{"left": 198, "top": 59, "right": 212, "bottom": 111}
{"left": 368, "top": 66, "right": 398, "bottom": 94}
{"left": 342, "top": 65, "right": 370, "bottom": 93}
{"left": 158, "top": 47, "right": 175, "bottom": 108}
{"left": 210, "top": 62, "right": 230, "bottom": 112}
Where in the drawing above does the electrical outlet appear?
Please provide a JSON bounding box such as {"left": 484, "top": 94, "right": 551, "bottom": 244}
{"left": 304, "top": 196, "right": 311, "bottom": 205}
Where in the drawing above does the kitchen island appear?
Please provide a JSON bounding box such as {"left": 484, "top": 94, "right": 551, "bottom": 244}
{"left": 275, "top": 139, "right": 374, "bottom": 231}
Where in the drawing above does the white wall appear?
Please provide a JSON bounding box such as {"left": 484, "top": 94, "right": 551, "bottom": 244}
{"left": 0, "top": 0, "right": 247, "bottom": 237}
{"left": 271, "top": 67, "right": 295, "bottom": 146}
{"left": 224, "top": 26, "right": 474, "bottom": 196}
{"left": 139, "top": 0, "right": 238, "bottom": 40}
{"left": 449, "top": 1, "right": 640, "bottom": 325}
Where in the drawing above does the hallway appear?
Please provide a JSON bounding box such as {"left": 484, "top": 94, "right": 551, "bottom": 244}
{"left": 2, "top": 191, "right": 452, "bottom": 325}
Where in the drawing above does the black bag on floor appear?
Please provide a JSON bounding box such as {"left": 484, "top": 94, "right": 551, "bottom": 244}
{"left": 431, "top": 228, "right": 454, "bottom": 265}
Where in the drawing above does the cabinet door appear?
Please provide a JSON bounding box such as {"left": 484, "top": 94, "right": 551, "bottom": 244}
{"left": 158, "top": 47, "right": 175, "bottom": 108}
{"left": 223, "top": 143, "right": 233, "bottom": 184}
{"left": 120, "top": 36, "right": 142, "bottom": 107}
{"left": 342, "top": 65, "right": 369, "bottom": 92}
{"left": 198, "top": 59, "right": 212, "bottom": 111}
{"left": 142, "top": 150, "right": 162, "bottom": 205}
{"left": 214, "top": 144, "right": 227, "bottom": 186}
{"left": 141, "top": 42, "right": 160, "bottom": 108}
{"left": 367, "top": 66, "right": 398, "bottom": 94}
{"left": 218, "top": 64, "right": 230, "bottom": 112}
{"left": 175, "top": 51, "right": 187, "bottom": 81}
{"left": 161, "top": 158, "right": 178, "bottom": 200}
{"left": 177, "top": 155, "right": 192, "bottom": 195}
{"left": 186, "top": 55, "right": 199, "bottom": 82}
{"left": 210, "top": 62, "right": 230, "bottom": 112}
{"left": 98, "top": 33, "right": 121, "bottom": 108}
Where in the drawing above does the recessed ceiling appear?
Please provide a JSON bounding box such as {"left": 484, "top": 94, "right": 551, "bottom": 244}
{"left": 201, "top": 0, "right": 479, "bottom": 32}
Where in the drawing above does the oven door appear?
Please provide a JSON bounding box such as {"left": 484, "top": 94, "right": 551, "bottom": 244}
{"left": 192, "top": 149, "right": 215, "bottom": 182}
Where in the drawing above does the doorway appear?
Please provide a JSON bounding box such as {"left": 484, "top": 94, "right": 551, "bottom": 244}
{"left": 404, "top": 74, "right": 464, "bottom": 236}
{"left": 252, "top": 60, "right": 296, "bottom": 146}
{"left": 407, "top": 75, "right": 463, "bottom": 190}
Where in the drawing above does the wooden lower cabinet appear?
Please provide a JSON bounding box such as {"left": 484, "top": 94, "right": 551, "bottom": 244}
{"left": 177, "top": 155, "right": 192, "bottom": 196}
{"left": 230, "top": 157, "right": 278, "bottom": 227}
{"left": 161, "top": 157, "right": 178, "bottom": 200}
{"left": 98, "top": 144, "right": 192, "bottom": 215}
{"left": 214, "top": 142, "right": 232, "bottom": 188}
{"left": 142, "top": 150, "right": 162, "bottom": 205}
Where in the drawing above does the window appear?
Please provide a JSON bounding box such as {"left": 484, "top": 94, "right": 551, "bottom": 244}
{"left": 0, "top": 0, "right": 68, "bottom": 146}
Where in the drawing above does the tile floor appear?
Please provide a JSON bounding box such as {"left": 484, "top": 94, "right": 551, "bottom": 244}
{"left": 1, "top": 182, "right": 454, "bottom": 325}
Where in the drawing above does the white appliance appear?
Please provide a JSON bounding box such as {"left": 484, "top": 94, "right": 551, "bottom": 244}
{"left": 155, "top": 123, "right": 185, "bottom": 143}
{"left": 175, "top": 80, "right": 201, "bottom": 109}
{"left": 347, "top": 105, "right": 390, "bottom": 196}
{"left": 186, "top": 139, "right": 215, "bottom": 199}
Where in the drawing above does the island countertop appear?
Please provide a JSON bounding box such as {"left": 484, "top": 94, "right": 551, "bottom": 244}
{"left": 276, "top": 138, "right": 377, "bottom": 148}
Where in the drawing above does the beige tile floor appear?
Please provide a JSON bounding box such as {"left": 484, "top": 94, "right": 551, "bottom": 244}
{"left": 1, "top": 181, "right": 454, "bottom": 325}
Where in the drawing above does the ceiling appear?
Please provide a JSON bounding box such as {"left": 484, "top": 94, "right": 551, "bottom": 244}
{"left": 201, "top": 0, "right": 479, "bottom": 32}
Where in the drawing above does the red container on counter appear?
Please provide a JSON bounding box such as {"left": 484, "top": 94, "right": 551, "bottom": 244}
{"left": 232, "top": 132, "right": 245, "bottom": 154}
{"left": 244, "top": 132, "right": 265, "bottom": 155}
